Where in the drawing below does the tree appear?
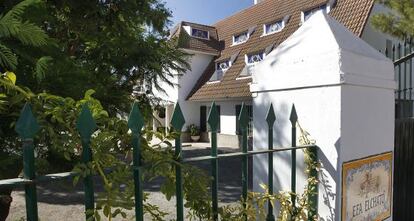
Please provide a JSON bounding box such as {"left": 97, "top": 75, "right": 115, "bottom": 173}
{"left": 0, "top": 0, "right": 190, "bottom": 219}
{"left": 16, "top": 0, "right": 189, "bottom": 114}
{"left": 371, "top": 0, "right": 414, "bottom": 39}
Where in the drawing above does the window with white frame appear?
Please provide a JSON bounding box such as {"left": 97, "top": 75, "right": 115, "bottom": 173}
{"left": 233, "top": 31, "right": 249, "bottom": 45}
{"left": 263, "top": 20, "right": 285, "bottom": 35}
{"left": 191, "top": 28, "right": 209, "bottom": 39}
{"left": 209, "top": 60, "right": 231, "bottom": 82}
{"left": 243, "top": 52, "right": 264, "bottom": 76}
{"left": 302, "top": 4, "right": 328, "bottom": 22}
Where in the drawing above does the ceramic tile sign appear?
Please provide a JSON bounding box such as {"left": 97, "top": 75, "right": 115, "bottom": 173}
{"left": 341, "top": 152, "right": 393, "bottom": 221}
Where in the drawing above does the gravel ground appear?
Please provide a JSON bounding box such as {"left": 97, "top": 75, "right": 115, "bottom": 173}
{"left": 6, "top": 143, "right": 247, "bottom": 221}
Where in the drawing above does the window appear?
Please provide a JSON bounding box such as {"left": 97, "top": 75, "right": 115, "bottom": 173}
{"left": 303, "top": 4, "right": 328, "bottom": 22}
{"left": 246, "top": 53, "right": 264, "bottom": 64}
{"left": 233, "top": 31, "right": 249, "bottom": 45}
{"left": 243, "top": 52, "right": 264, "bottom": 76}
{"left": 209, "top": 60, "right": 231, "bottom": 82}
{"left": 217, "top": 60, "right": 230, "bottom": 71}
{"left": 264, "top": 20, "right": 285, "bottom": 35}
{"left": 191, "top": 28, "right": 209, "bottom": 39}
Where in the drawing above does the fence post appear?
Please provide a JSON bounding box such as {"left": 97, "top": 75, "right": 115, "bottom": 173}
{"left": 170, "top": 103, "right": 185, "bottom": 221}
{"left": 404, "top": 41, "right": 408, "bottom": 117}
{"left": 238, "top": 103, "right": 249, "bottom": 221}
{"left": 15, "top": 103, "right": 40, "bottom": 221}
{"left": 308, "top": 146, "right": 318, "bottom": 221}
{"left": 398, "top": 43, "right": 402, "bottom": 117}
{"left": 409, "top": 39, "right": 413, "bottom": 115}
{"left": 207, "top": 101, "right": 219, "bottom": 221}
{"left": 289, "top": 104, "right": 298, "bottom": 214}
{"left": 265, "top": 104, "right": 276, "bottom": 221}
{"left": 127, "top": 102, "right": 145, "bottom": 221}
{"left": 76, "top": 105, "right": 97, "bottom": 220}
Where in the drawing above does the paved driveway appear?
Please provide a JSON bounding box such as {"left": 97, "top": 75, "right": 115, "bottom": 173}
{"left": 7, "top": 143, "right": 245, "bottom": 221}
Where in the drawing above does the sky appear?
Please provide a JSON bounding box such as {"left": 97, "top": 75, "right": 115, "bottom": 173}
{"left": 164, "top": 0, "right": 253, "bottom": 27}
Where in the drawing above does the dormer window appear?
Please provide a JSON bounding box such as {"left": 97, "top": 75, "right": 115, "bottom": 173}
{"left": 233, "top": 31, "right": 249, "bottom": 45}
{"left": 302, "top": 4, "right": 329, "bottom": 22}
{"left": 263, "top": 20, "right": 285, "bottom": 35}
{"left": 209, "top": 60, "right": 231, "bottom": 82}
{"left": 191, "top": 28, "right": 209, "bottom": 40}
{"left": 243, "top": 52, "right": 264, "bottom": 76}
{"left": 217, "top": 60, "right": 230, "bottom": 71}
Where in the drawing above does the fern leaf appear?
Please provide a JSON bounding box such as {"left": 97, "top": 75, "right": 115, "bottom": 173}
{"left": 15, "top": 21, "right": 48, "bottom": 46}
{"left": 2, "top": 0, "right": 40, "bottom": 21}
{"left": 0, "top": 17, "right": 20, "bottom": 38}
{"left": 35, "top": 56, "right": 53, "bottom": 81}
{"left": 0, "top": 43, "right": 17, "bottom": 70}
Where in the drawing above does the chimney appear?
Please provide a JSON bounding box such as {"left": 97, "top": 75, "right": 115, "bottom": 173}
{"left": 254, "top": 0, "right": 263, "bottom": 4}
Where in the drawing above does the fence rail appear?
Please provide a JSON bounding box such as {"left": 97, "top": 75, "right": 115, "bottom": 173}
{"left": 0, "top": 101, "right": 318, "bottom": 221}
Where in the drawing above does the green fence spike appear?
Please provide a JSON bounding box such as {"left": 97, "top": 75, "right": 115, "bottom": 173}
{"left": 208, "top": 101, "right": 219, "bottom": 220}
{"left": 171, "top": 102, "right": 185, "bottom": 221}
{"left": 171, "top": 103, "right": 185, "bottom": 131}
{"left": 238, "top": 103, "right": 249, "bottom": 130}
{"left": 266, "top": 104, "right": 276, "bottom": 127}
{"left": 208, "top": 101, "right": 219, "bottom": 132}
{"left": 76, "top": 105, "right": 97, "bottom": 139}
{"left": 266, "top": 104, "right": 276, "bottom": 221}
{"left": 290, "top": 104, "right": 297, "bottom": 216}
{"left": 128, "top": 102, "right": 145, "bottom": 134}
{"left": 15, "top": 103, "right": 40, "bottom": 139}
{"left": 15, "top": 103, "right": 39, "bottom": 221}
{"left": 76, "top": 104, "right": 96, "bottom": 220}
{"left": 238, "top": 102, "right": 249, "bottom": 221}
{"left": 128, "top": 102, "right": 145, "bottom": 221}
{"left": 289, "top": 104, "right": 298, "bottom": 126}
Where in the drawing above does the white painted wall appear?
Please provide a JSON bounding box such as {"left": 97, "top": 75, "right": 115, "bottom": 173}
{"left": 199, "top": 100, "right": 252, "bottom": 135}
{"left": 251, "top": 12, "right": 395, "bottom": 220}
{"left": 153, "top": 51, "right": 214, "bottom": 129}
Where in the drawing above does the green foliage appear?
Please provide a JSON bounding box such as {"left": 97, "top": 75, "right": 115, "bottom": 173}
{"left": 187, "top": 124, "right": 200, "bottom": 136}
{"left": 0, "top": 0, "right": 48, "bottom": 70}
{"left": 371, "top": 0, "right": 414, "bottom": 39}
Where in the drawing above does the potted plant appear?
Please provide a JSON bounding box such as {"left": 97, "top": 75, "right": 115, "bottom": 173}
{"left": 187, "top": 124, "right": 200, "bottom": 142}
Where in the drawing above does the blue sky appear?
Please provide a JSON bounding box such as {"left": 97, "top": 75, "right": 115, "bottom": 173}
{"left": 164, "top": 0, "right": 253, "bottom": 27}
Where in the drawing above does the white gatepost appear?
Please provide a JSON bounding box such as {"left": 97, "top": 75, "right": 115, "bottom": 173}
{"left": 250, "top": 12, "right": 395, "bottom": 221}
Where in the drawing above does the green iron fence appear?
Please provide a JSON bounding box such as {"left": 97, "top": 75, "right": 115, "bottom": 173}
{"left": 0, "top": 101, "right": 318, "bottom": 221}
{"left": 386, "top": 39, "right": 414, "bottom": 118}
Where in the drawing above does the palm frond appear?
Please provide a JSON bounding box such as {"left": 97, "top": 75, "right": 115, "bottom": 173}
{"left": 35, "top": 56, "right": 53, "bottom": 81}
{"left": 2, "top": 0, "right": 40, "bottom": 21}
{"left": 0, "top": 43, "right": 17, "bottom": 70}
{"left": 0, "top": 17, "right": 20, "bottom": 38}
{"left": 15, "top": 21, "right": 48, "bottom": 46}
{"left": 0, "top": 0, "right": 48, "bottom": 46}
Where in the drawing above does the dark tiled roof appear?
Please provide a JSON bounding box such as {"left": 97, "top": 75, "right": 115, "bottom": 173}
{"left": 172, "top": 21, "right": 221, "bottom": 55}
{"left": 184, "top": 0, "right": 375, "bottom": 101}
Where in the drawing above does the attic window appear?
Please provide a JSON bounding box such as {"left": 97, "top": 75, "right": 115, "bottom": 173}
{"left": 191, "top": 28, "right": 209, "bottom": 39}
{"left": 243, "top": 52, "right": 265, "bottom": 76}
{"left": 217, "top": 60, "right": 230, "bottom": 71}
{"left": 246, "top": 52, "right": 264, "bottom": 64}
{"left": 302, "top": 4, "right": 328, "bottom": 22}
{"left": 209, "top": 60, "right": 231, "bottom": 82}
{"left": 233, "top": 31, "right": 249, "bottom": 45}
{"left": 263, "top": 20, "right": 285, "bottom": 35}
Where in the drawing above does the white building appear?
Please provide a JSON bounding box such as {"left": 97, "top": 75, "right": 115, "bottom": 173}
{"left": 155, "top": 0, "right": 401, "bottom": 146}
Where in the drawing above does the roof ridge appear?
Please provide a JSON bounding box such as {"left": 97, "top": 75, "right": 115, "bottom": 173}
{"left": 212, "top": 0, "right": 272, "bottom": 27}
{"left": 181, "top": 21, "right": 217, "bottom": 29}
